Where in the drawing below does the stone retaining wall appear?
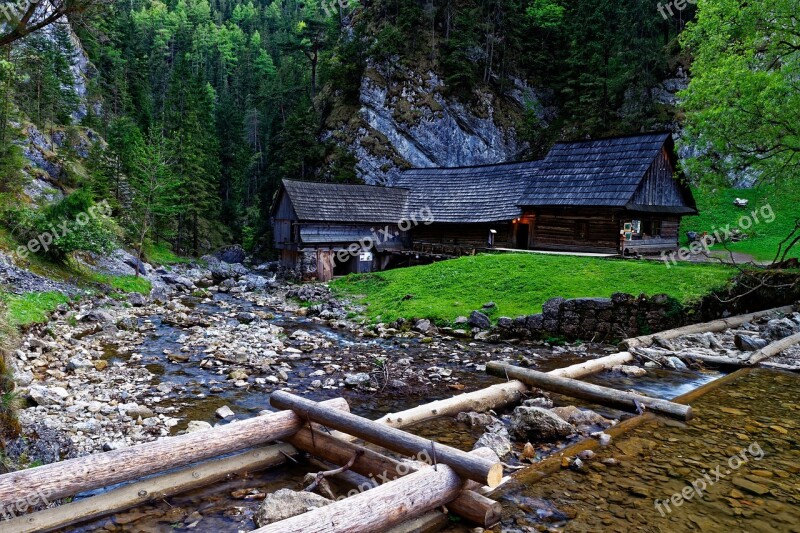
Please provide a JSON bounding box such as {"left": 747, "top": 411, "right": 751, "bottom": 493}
{"left": 493, "top": 293, "right": 685, "bottom": 342}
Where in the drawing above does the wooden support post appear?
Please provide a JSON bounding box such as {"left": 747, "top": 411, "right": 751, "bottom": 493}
{"left": 289, "top": 427, "right": 502, "bottom": 527}
{"left": 270, "top": 391, "right": 503, "bottom": 488}
{"left": 1, "top": 444, "right": 297, "bottom": 533}
{"left": 747, "top": 331, "right": 800, "bottom": 365}
{"left": 620, "top": 305, "right": 796, "bottom": 351}
{"left": 253, "top": 450, "right": 492, "bottom": 533}
{"left": 372, "top": 351, "right": 634, "bottom": 430}
{"left": 486, "top": 361, "right": 692, "bottom": 420}
{"left": 0, "top": 398, "right": 349, "bottom": 510}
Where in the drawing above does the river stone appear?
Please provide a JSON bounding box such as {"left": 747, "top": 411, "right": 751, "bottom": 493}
{"left": 734, "top": 334, "right": 769, "bottom": 351}
{"left": 187, "top": 421, "right": 212, "bottom": 433}
{"left": 237, "top": 312, "right": 257, "bottom": 324}
{"left": 455, "top": 411, "right": 498, "bottom": 428}
{"left": 550, "top": 406, "right": 610, "bottom": 429}
{"left": 766, "top": 318, "right": 798, "bottom": 340}
{"left": 117, "top": 317, "right": 138, "bottom": 331}
{"left": 215, "top": 245, "right": 246, "bottom": 264}
{"left": 128, "top": 292, "right": 147, "bottom": 307}
{"left": 413, "top": 319, "right": 434, "bottom": 334}
{"left": 67, "top": 357, "right": 94, "bottom": 372}
{"left": 613, "top": 365, "right": 647, "bottom": 377}
{"left": 216, "top": 405, "right": 235, "bottom": 419}
{"left": 731, "top": 477, "right": 770, "bottom": 495}
{"left": 468, "top": 311, "right": 491, "bottom": 329}
{"left": 474, "top": 422, "right": 512, "bottom": 458}
{"left": 29, "top": 385, "right": 69, "bottom": 406}
{"left": 509, "top": 406, "right": 575, "bottom": 441}
{"left": 122, "top": 404, "right": 155, "bottom": 419}
{"left": 80, "top": 310, "right": 114, "bottom": 324}
{"left": 344, "top": 373, "right": 371, "bottom": 387}
{"left": 254, "top": 489, "right": 332, "bottom": 527}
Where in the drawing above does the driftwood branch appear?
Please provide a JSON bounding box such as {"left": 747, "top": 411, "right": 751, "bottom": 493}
{"left": 304, "top": 451, "right": 363, "bottom": 493}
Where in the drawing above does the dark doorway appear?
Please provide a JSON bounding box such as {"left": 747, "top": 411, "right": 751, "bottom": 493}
{"left": 516, "top": 223, "right": 530, "bottom": 249}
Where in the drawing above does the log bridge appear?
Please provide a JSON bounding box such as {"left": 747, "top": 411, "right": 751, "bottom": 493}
{"left": 0, "top": 349, "right": 686, "bottom": 533}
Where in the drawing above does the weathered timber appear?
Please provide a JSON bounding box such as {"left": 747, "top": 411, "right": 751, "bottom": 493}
{"left": 0, "top": 398, "right": 349, "bottom": 509}
{"left": 620, "top": 305, "right": 796, "bottom": 350}
{"left": 747, "top": 331, "right": 800, "bottom": 365}
{"left": 1, "top": 444, "right": 296, "bottom": 533}
{"left": 289, "top": 427, "right": 502, "bottom": 527}
{"left": 270, "top": 391, "right": 503, "bottom": 488}
{"left": 373, "top": 351, "right": 635, "bottom": 430}
{"left": 254, "top": 451, "right": 493, "bottom": 533}
{"left": 486, "top": 361, "right": 692, "bottom": 420}
{"left": 674, "top": 352, "right": 750, "bottom": 367}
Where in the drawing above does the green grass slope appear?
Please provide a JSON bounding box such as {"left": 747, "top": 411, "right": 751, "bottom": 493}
{"left": 332, "top": 253, "right": 734, "bottom": 324}
{"left": 681, "top": 183, "right": 800, "bottom": 262}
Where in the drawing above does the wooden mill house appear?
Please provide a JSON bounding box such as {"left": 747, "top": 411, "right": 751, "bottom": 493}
{"left": 272, "top": 133, "right": 697, "bottom": 281}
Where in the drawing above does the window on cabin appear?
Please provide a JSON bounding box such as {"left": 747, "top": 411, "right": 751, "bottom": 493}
{"left": 642, "top": 220, "right": 662, "bottom": 238}
{"left": 575, "top": 221, "right": 588, "bottom": 240}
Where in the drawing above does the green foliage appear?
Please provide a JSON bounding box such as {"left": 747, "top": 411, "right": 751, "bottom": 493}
{"left": 332, "top": 253, "right": 733, "bottom": 324}
{"left": 1, "top": 190, "right": 117, "bottom": 261}
{"left": 88, "top": 274, "right": 152, "bottom": 295}
{"left": 680, "top": 0, "right": 800, "bottom": 186}
{"left": 0, "top": 301, "right": 20, "bottom": 444}
{"left": 0, "top": 291, "right": 70, "bottom": 327}
{"left": 143, "top": 241, "right": 192, "bottom": 265}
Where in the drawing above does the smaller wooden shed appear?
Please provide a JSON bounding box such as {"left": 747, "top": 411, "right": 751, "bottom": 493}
{"left": 272, "top": 180, "right": 410, "bottom": 281}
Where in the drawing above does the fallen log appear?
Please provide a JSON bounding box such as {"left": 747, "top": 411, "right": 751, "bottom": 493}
{"left": 373, "top": 351, "right": 634, "bottom": 430}
{"left": 0, "top": 398, "right": 349, "bottom": 511}
{"left": 620, "top": 305, "right": 796, "bottom": 351}
{"left": 674, "top": 352, "right": 749, "bottom": 367}
{"left": 1, "top": 444, "right": 296, "bottom": 533}
{"left": 747, "top": 331, "right": 800, "bottom": 365}
{"left": 289, "top": 427, "right": 502, "bottom": 527}
{"left": 254, "top": 451, "right": 492, "bottom": 533}
{"left": 271, "top": 391, "right": 503, "bottom": 488}
{"left": 486, "top": 361, "right": 692, "bottom": 420}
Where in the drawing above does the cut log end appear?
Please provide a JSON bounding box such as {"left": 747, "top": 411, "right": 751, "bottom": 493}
{"left": 486, "top": 463, "right": 504, "bottom": 488}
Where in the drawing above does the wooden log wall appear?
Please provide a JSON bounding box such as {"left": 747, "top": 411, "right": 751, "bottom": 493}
{"left": 530, "top": 208, "right": 621, "bottom": 253}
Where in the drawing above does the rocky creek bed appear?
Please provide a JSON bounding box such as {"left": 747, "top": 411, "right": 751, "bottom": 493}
{"left": 3, "top": 256, "right": 778, "bottom": 532}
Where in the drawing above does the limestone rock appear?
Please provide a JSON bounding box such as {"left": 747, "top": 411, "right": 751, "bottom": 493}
{"left": 509, "top": 406, "right": 575, "bottom": 441}
{"left": 254, "top": 489, "right": 332, "bottom": 527}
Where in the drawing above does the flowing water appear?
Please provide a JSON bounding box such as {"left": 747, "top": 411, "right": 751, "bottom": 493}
{"left": 61, "top": 292, "right": 766, "bottom": 532}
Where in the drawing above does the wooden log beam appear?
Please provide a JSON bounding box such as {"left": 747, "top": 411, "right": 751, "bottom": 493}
{"left": 253, "top": 451, "right": 491, "bottom": 533}
{"left": 674, "top": 352, "right": 749, "bottom": 367}
{"left": 486, "top": 361, "right": 692, "bottom": 420}
{"left": 620, "top": 305, "right": 796, "bottom": 351}
{"left": 372, "top": 351, "right": 634, "bottom": 430}
{"left": 747, "top": 331, "right": 800, "bottom": 365}
{"left": 1, "top": 444, "right": 297, "bottom": 533}
{"left": 0, "top": 398, "right": 349, "bottom": 509}
{"left": 289, "top": 427, "right": 502, "bottom": 527}
{"left": 270, "top": 391, "right": 503, "bottom": 488}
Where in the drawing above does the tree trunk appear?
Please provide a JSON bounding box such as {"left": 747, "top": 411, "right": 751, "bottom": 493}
{"left": 486, "top": 362, "right": 692, "bottom": 420}
{"left": 0, "top": 398, "right": 349, "bottom": 509}
{"left": 747, "top": 331, "right": 800, "bottom": 365}
{"left": 270, "top": 391, "right": 503, "bottom": 488}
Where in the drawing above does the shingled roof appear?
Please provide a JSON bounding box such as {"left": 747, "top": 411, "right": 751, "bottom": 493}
{"left": 518, "top": 133, "right": 674, "bottom": 207}
{"left": 281, "top": 180, "right": 410, "bottom": 223}
{"left": 392, "top": 161, "right": 540, "bottom": 223}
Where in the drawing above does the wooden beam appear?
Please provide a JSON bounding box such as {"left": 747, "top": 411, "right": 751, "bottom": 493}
{"left": 253, "top": 451, "right": 491, "bottom": 533}
{"left": 747, "top": 331, "right": 800, "bottom": 365}
{"left": 486, "top": 361, "right": 692, "bottom": 420}
{"left": 620, "top": 305, "right": 796, "bottom": 351}
{"left": 1, "top": 444, "right": 296, "bottom": 533}
{"left": 270, "top": 391, "right": 503, "bottom": 488}
{"left": 372, "top": 351, "right": 634, "bottom": 431}
{"left": 0, "top": 398, "right": 349, "bottom": 509}
{"left": 289, "top": 427, "right": 502, "bottom": 527}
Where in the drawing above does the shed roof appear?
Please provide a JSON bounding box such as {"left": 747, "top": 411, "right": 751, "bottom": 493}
{"left": 518, "top": 133, "right": 673, "bottom": 207}
{"left": 281, "top": 180, "right": 409, "bottom": 223}
{"left": 392, "top": 161, "right": 540, "bottom": 223}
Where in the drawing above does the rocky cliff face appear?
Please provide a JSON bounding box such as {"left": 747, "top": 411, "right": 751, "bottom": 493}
{"left": 326, "top": 64, "right": 553, "bottom": 185}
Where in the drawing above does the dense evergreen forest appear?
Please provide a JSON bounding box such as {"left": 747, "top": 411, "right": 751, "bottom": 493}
{"left": 0, "top": 0, "right": 797, "bottom": 259}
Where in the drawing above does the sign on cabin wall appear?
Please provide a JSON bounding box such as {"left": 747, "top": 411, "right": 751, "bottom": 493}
{"left": 359, "top": 252, "right": 373, "bottom": 262}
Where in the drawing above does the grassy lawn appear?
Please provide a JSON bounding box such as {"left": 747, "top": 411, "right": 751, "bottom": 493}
{"left": 0, "top": 291, "right": 70, "bottom": 327}
{"left": 681, "top": 183, "right": 800, "bottom": 262}
{"left": 331, "top": 253, "right": 734, "bottom": 325}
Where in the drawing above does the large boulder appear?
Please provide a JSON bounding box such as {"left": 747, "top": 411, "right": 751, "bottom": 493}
{"left": 29, "top": 385, "right": 69, "bottom": 406}
{"left": 467, "top": 311, "right": 491, "bottom": 330}
{"left": 765, "top": 318, "right": 798, "bottom": 340}
{"left": 254, "top": 489, "right": 332, "bottom": 527}
{"left": 214, "top": 245, "right": 246, "bottom": 264}
{"left": 203, "top": 255, "right": 249, "bottom": 281}
{"left": 509, "top": 406, "right": 575, "bottom": 441}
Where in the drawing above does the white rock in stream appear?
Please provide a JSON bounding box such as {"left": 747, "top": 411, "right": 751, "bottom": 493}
{"left": 187, "top": 421, "right": 212, "bottom": 433}
{"left": 215, "top": 405, "right": 235, "bottom": 419}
